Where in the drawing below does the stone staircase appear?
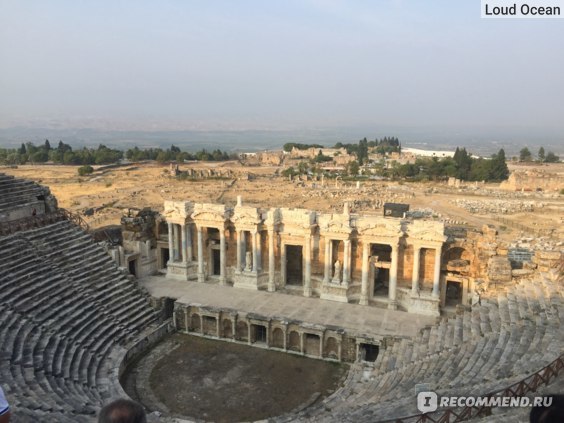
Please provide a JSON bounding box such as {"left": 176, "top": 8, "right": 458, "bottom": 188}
{"left": 0, "top": 173, "right": 47, "bottom": 215}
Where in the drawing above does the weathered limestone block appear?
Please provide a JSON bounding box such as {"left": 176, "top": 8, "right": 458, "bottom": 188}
{"left": 536, "top": 250, "right": 562, "bottom": 261}
{"left": 512, "top": 269, "right": 535, "bottom": 277}
{"left": 487, "top": 256, "right": 512, "bottom": 283}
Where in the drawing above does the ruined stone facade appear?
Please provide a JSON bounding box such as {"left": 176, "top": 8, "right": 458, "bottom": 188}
{"left": 152, "top": 198, "right": 516, "bottom": 316}
{"left": 500, "top": 168, "right": 564, "bottom": 192}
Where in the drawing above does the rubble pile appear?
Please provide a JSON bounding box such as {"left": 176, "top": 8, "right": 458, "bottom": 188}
{"left": 452, "top": 199, "right": 537, "bottom": 214}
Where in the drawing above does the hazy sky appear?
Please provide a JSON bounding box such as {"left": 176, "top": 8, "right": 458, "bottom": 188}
{"left": 1, "top": 0, "right": 563, "bottom": 132}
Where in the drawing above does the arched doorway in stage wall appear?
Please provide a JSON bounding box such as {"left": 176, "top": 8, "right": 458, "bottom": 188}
{"left": 325, "top": 337, "right": 338, "bottom": 359}
{"left": 236, "top": 321, "right": 248, "bottom": 342}
{"left": 190, "top": 313, "right": 201, "bottom": 333}
{"left": 271, "top": 328, "right": 284, "bottom": 349}
{"left": 288, "top": 331, "right": 300, "bottom": 352}
{"left": 222, "top": 319, "right": 233, "bottom": 338}
{"left": 304, "top": 334, "right": 320, "bottom": 357}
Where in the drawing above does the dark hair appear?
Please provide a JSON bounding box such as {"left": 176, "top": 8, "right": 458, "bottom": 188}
{"left": 530, "top": 395, "right": 564, "bottom": 423}
{"left": 98, "top": 399, "right": 147, "bottom": 423}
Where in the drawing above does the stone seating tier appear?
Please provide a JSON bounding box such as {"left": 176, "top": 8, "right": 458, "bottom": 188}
{"left": 289, "top": 274, "right": 562, "bottom": 422}
{"left": 0, "top": 220, "right": 160, "bottom": 421}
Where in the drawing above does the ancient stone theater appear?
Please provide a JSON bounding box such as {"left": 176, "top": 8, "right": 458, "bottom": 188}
{"left": 1, "top": 172, "right": 562, "bottom": 422}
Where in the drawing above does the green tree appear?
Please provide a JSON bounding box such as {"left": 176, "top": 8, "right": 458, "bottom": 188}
{"left": 281, "top": 166, "right": 297, "bottom": 177}
{"left": 30, "top": 150, "right": 48, "bottom": 163}
{"left": 538, "top": 147, "right": 545, "bottom": 162}
{"left": 345, "top": 160, "right": 359, "bottom": 176}
{"left": 357, "top": 138, "right": 369, "bottom": 165}
{"left": 519, "top": 147, "right": 532, "bottom": 162}
{"left": 488, "top": 149, "right": 509, "bottom": 181}
{"left": 19, "top": 143, "right": 26, "bottom": 155}
{"left": 545, "top": 152, "right": 560, "bottom": 163}
{"left": 453, "top": 147, "right": 472, "bottom": 180}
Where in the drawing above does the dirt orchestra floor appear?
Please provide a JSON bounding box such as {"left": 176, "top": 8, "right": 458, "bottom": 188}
{"left": 122, "top": 332, "right": 348, "bottom": 422}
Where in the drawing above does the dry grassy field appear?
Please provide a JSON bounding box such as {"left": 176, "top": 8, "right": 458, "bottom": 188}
{"left": 2, "top": 161, "right": 562, "bottom": 244}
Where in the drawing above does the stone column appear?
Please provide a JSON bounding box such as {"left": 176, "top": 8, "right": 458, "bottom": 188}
{"left": 343, "top": 239, "right": 351, "bottom": 285}
{"left": 319, "top": 335, "right": 323, "bottom": 357}
{"left": 219, "top": 228, "right": 226, "bottom": 285}
{"left": 268, "top": 229, "right": 275, "bottom": 292}
{"left": 236, "top": 230, "right": 242, "bottom": 272}
{"left": 323, "top": 238, "right": 331, "bottom": 284}
{"left": 184, "top": 308, "right": 189, "bottom": 333}
{"left": 360, "top": 241, "right": 370, "bottom": 305}
{"left": 304, "top": 234, "right": 312, "bottom": 297}
{"left": 252, "top": 230, "right": 258, "bottom": 273}
{"left": 412, "top": 245, "right": 421, "bottom": 294}
{"left": 432, "top": 246, "right": 442, "bottom": 297}
{"left": 167, "top": 222, "right": 174, "bottom": 264}
{"left": 186, "top": 224, "right": 193, "bottom": 262}
{"left": 388, "top": 243, "right": 399, "bottom": 310}
{"left": 172, "top": 224, "right": 179, "bottom": 261}
{"left": 197, "top": 226, "right": 204, "bottom": 282}
{"left": 300, "top": 332, "right": 305, "bottom": 355}
{"left": 280, "top": 243, "right": 287, "bottom": 287}
{"left": 180, "top": 224, "right": 187, "bottom": 263}
{"left": 256, "top": 231, "right": 262, "bottom": 272}
{"left": 231, "top": 316, "right": 237, "bottom": 340}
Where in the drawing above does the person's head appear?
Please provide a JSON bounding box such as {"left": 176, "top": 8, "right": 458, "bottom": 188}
{"left": 530, "top": 395, "right": 564, "bottom": 423}
{"left": 98, "top": 399, "right": 146, "bottom": 423}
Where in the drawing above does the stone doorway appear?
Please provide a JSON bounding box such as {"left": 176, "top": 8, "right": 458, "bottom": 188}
{"left": 305, "top": 334, "right": 320, "bottom": 357}
{"left": 359, "top": 343, "right": 379, "bottom": 362}
{"left": 212, "top": 248, "right": 221, "bottom": 275}
{"left": 445, "top": 280, "right": 463, "bottom": 306}
{"left": 160, "top": 248, "right": 169, "bottom": 269}
{"left": 373, "top": 267, "right": 389, "bottom": 297}
{"left": 286, "top": 245, "right": 303, "bottom": 286}
{"left": 370, "top": 243, "right": 392, "bottom": 298}
{"left": 128, "top": 259, "right": 137, "bottom": 276}
{"left": 252, "top": 324, "right": 267, "bottom": 344}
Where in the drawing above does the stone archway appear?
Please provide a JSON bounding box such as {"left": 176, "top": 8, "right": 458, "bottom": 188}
{"left": 288, "top": 331, "right": 300, "bottom": 352}
{"left": 236, "top": 321, "right": 248, "bottom": 341}
{"left": 325, "top": 337, "right": 338, "bottom": 359}
{"left": 271, "top": 327, "right": 284, "bottom": 349}
{"left": 190, "top": 313, "right": 201, "bottom": 333}
{"left": 304, "top": 334, "right": 320, "bottom": 357}
{"left": 222, "top": 319, "right": 233, "bottom": 338}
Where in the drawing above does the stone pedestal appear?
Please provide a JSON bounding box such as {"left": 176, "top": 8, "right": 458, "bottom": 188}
{"left": 320, "top": 282, "right": 349, "bottom": 303}
{"left": 167, "top": 261, "right": 198, "bottom": 280}
{"left": 397, "top": 288, "right": 441, "bottom": 316}
{"left": 233, "top": 271, "right": 268, "bottom": 290}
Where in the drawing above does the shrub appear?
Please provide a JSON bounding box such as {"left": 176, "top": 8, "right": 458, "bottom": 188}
{"left": 77, "top": 165, "right": 94, "bottom": 176}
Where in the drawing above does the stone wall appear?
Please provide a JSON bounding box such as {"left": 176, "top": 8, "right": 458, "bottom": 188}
{"left": 500, "top": 168, "right": 564, "bottom": 192}
{"left": 174, "top": 303, "right": 379, "bottom": 363}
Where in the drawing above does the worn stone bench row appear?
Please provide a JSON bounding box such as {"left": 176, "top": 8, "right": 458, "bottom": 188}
{"left": 0, "top": 221, "right": 161, "bottom": 421}
{"left": 294, "top": 275, "right": 562, "bottom": 421}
